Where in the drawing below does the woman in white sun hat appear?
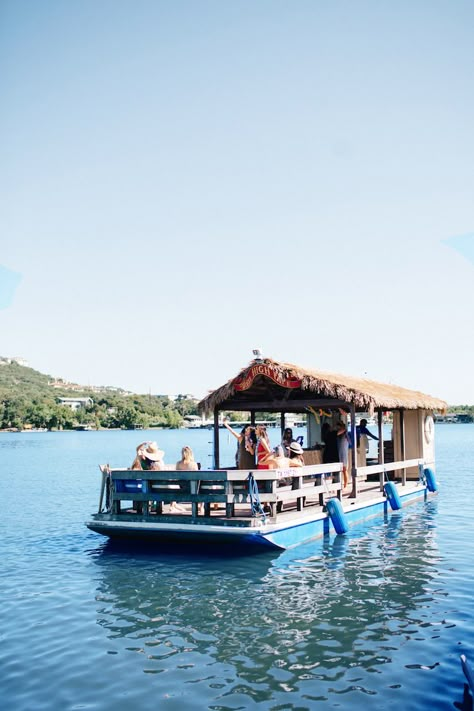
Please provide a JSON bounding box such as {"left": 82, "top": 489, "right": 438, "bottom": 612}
{"left": 131, "top": 441, "right": 165, "bottom": 471}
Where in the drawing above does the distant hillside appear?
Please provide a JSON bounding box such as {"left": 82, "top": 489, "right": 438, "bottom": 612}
{"left": 0, "top": 361, "right": 49, "bottom": 388}
{"left": 0, "top": 362, "right": 198, "bottom": 430}
{"left": 0, "top": 361, "right": 99, "bottom": 401}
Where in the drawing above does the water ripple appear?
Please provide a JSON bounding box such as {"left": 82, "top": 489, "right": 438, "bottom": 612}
{"left": 2, "top": 427, "right": 474, "bottom": 709}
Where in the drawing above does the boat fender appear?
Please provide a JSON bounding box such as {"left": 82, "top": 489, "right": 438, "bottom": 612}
{"left": 424, "top": 467, "right": 438, "bottom": 492}
{"left": 384, "top": 481, "right": 402, "bottom": 510}
{"left": 325, "top": 497, "right": 349, "bottom": 534}
{"left": 461, "top": 654, "right": 474, "bottom": 694}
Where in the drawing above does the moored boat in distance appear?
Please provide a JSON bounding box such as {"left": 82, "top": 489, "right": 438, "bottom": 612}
{"left": 86, "top": 354, "right": 447, "bottom": 551}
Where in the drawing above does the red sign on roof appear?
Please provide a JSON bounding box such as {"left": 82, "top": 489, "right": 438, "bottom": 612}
{"left": 234, "top": 364, "right": 302, "bottom": 391}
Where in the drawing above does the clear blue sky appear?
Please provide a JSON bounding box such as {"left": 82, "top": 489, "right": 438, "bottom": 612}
{"left": 1, "top": 1, "right": 473, "bottom": 403}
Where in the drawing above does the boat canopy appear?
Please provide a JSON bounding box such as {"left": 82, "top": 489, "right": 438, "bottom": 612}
{"left": 198, "top": 357, "right": 447, "bottom": 415}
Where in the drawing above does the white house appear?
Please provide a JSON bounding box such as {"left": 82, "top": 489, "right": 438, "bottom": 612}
{"left": 58, "top": 397, "right": 94, "bottom": 411}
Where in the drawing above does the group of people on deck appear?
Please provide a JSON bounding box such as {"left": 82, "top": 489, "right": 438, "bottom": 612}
{"left": 322, "top": 418, "right": 378, "bottom": 487}
{"left": 223, "top": 420, "right": 305, "bottom": 471}
{"left": 131, "top": 441, "right": 199, "bottom": 512}
{"left": 130, "top": 416, "right": 378, "bottom": 497}
{"left": 131, "top": 441, "right": 199, "bottom": 472}
{"left": 224, "top": 417, "right": 378, "bottom": 489}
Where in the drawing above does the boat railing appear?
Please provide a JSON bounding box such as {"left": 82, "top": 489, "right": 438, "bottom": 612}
{"left": 97, "top": 463, "right": 343, "bottom": 521}
{"left": 355, "top": 458, "right": 426, "bottom": 491}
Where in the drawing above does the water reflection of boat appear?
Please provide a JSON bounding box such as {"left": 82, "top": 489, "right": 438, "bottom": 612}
{"left": 87, "top": 354, "right": 446, "bottom": 550}
{"left": 90, "top": 500, "right": 442, "bottom": 702}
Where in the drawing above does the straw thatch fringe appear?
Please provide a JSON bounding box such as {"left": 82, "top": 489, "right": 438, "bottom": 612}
{"left": 198, "top": 358, "right": 447, "bottom": 415}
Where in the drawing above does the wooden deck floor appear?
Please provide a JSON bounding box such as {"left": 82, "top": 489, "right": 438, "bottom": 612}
{"left": 123, "top": 476, "right": 420, "bottom": 523}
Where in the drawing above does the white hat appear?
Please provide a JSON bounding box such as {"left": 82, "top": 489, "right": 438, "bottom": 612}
{"left": 142, "top": 442, "right": 164, "bottom": 461}
{"left": 289, "top": 441, "right": 303, "bottom": 455}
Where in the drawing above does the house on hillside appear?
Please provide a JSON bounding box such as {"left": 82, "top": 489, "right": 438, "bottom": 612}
{"left": 58, "top": 397, "right": 94, "bottom": 411}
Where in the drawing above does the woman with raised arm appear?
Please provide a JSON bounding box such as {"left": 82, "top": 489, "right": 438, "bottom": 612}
{"left": 223, "top": 419, "right": 256, "bottom": 469}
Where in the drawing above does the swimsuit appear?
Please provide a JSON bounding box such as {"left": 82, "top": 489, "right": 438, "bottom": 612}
{"left": 257, "top": 440, "right": 270, "bottom": 469}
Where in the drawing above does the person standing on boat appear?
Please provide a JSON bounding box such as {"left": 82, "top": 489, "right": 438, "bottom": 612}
{"left": 321, "top": 422, "right": 339, "bottom": 463}
{"left": 281, "top": 427, "right": 294, "bottom": 456}
{"left": 256, "top": 424, "right": 273, "bottom": 469}
{"left": 336, "top": 422, "right": 350, "bottom": 488}
{"left": 223, "top": 419, "right": 256, "bottom": 469}
{"left": 356, "top": 418, "right": 379, "bottom": 448}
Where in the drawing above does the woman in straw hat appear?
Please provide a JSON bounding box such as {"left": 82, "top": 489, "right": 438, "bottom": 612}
{"left": 131, "top": 441, "right": 165, "bottom": 471}
{"left": 129, "top": 442, "right": 165, "bottom": 515}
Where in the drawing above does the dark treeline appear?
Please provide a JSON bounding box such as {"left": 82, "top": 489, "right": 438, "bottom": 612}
{"left": 0, "top": 362, "right": 199, "bottom": 430}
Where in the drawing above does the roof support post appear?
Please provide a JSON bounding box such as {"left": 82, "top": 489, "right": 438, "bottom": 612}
{"left": 213, "top": 408, "right": 220, "bottom": 470}
{"left": 349, "top": 404, "right": 358, "bottom": 498}
{"left": 400, "top": 408, "right": 406, "bottom": 486}
{"left": 377, "top": 409, "right": 385, "bottom": 492}
{"left": 280, "top": 412, "right": 285, "bottom": 436}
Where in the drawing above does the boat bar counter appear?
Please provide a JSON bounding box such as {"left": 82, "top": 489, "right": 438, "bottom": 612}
{"left": 86, "top": 356, "right": 447, "bottom": 550}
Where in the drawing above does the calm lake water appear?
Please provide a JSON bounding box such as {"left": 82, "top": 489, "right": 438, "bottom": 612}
{"left": 1, "top": 425, "right": 474, "bottom": 710}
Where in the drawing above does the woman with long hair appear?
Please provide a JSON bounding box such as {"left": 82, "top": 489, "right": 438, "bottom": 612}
{"left": 223, "top": 419, "right": 256, "bottom": 469}
{"left": 129, "top": 441, "right": 165, "bottom": 514}
{"left": 281, "top": 427, "right": 294, "bottom": 456}
{"left": 130, "top": 441, "right": 165, "bottom": 471}
{"left": 256, "top": 424, "right": 272, "bottom": 469}
{"left": 177, "top": 445, "right": 203, "bottom": 511}
{"left": 336, "top": 421, "right": 350, "bottom": 487}
{"left": 176, "top": 445, "right": 198, "bottom": 471}
{"left": 168, "top": 445, "right": 199, "bottom": 512}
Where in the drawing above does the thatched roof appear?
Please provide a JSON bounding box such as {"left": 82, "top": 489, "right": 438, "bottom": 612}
{"left": 198, "top": 358, "right": 447, "bottom": 415}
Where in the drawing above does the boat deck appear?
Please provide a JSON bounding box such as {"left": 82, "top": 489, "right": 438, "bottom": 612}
{"left": 87, "top": 462, "right": 432, "bottom": 549}
{"left": 94, "top": 465, "right": 421, "bottom": 527}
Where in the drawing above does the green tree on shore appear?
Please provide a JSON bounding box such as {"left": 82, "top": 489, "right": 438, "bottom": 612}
{"left": 0, "top": 362, "right": 198, "bottom": 431}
